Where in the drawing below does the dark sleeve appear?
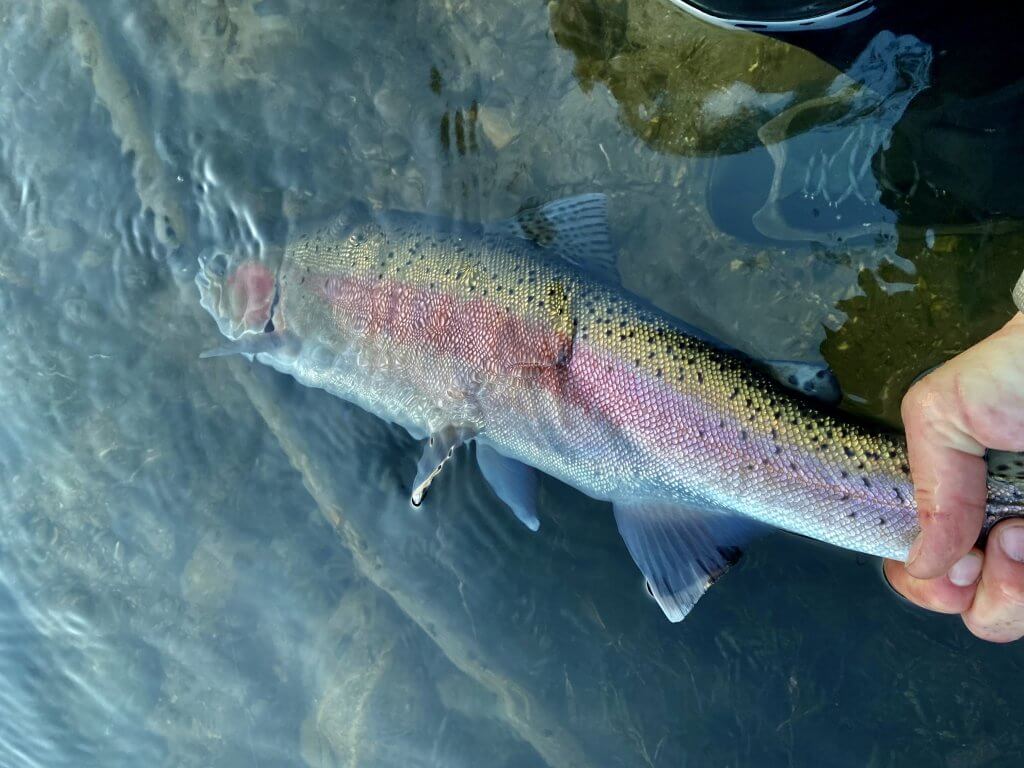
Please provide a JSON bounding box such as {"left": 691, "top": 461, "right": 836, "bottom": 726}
{"left": 1015, "top": 270, "right": 1024, "bottom": 313}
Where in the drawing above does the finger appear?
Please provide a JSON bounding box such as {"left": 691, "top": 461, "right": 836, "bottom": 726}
{"left": 901, "top": 378, "right": 987, "bottom": 579}
{"left": 883, "top": 556, "right": 980, "bottom": 615}
{"left": 963, "top": 520, "right": 1024, "bottom": 643}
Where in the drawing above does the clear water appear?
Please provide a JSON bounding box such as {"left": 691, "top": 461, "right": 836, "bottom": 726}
{"left": 2, "top": 1, "right": 1023, "bottom": 766}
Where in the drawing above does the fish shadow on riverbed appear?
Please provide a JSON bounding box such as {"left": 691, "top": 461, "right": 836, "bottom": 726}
{"left": 229, "top": 357, "right": 933, "bottom": 767}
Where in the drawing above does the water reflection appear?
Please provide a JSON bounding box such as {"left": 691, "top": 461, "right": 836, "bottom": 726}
{"left": 2, "top": 1, "right": 1024, "bottom": 767}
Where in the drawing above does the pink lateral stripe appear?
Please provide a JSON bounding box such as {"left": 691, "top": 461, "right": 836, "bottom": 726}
{"left": 316, "top": 273, "right": 716, "bottom": 447}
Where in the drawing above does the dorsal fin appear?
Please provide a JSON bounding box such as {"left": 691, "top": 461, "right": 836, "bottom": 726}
{"left": 762, "top": 360, "right": 842, "bottom": 404}
{"left": 492, "top": 193, "right": 619, "bottom": 283}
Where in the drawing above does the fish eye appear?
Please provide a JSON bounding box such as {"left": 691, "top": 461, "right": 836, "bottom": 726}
{"left": 208, "top": 252, "right": 228, "bottom": 278}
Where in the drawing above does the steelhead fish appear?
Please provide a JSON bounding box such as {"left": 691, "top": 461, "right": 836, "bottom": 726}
{"left": 196, "top": 194, "right": 1024, "bottom": 621}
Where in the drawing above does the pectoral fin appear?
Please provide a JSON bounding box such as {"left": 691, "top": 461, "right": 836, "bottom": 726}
{"left": 612, "top": 501, "right": 767, "bottom": 622}
{"left": 411, "top": 426, "right": 475, "bottom": 507}
{"left": 475, "top": 443, "right": 540, "bottom": 531}
{"left": 200, "top": 332, "right": 286, "bottom": 359}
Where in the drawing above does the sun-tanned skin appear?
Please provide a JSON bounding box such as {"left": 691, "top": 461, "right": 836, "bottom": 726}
{"left": 889, "top": 312, "right": 1024, "bottom": 642}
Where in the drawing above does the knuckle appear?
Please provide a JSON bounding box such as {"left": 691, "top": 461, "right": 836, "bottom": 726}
{"left": 995, "top": 579, "right": 1024, "bottom": 609}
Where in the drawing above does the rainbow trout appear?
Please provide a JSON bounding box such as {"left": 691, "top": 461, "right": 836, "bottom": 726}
{"left": 197, "top": 194, "right": 1024, "bottom": 621}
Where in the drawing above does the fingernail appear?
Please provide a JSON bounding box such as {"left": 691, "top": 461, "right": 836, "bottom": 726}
{"left": 906, "top": 534, "right": 924, "bottom": 569}
{"left": 999, "top": 525, "right": 1024, "bottom": 563}
{"left": 947, "top": 552, "right": 982, "bottom": 587}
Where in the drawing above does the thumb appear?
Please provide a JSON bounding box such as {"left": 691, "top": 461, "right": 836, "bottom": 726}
{"left": 901, "top": 376, "right": 988, "bottom": 580}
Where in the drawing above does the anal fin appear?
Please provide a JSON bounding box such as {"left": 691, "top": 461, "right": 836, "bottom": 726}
{"left": 612, "top": 501, "right": 766, "bottom": 622}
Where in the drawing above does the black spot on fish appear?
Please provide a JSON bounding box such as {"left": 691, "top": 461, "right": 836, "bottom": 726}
{"left": 862, "top": 478, "right": 872, "bottom": 489}
{"left": 878, "top": 518, "right": 887, "bottom": 526}
{"left": 740, "top": 430, "right": 747, "bottom": 441}
{"left": 900, "top": 463, "right": 910, "bottom": 475}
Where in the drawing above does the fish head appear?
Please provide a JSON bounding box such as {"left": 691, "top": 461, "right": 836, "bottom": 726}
{"left": 196, "top": 250, "right": 279, "bottom": 340}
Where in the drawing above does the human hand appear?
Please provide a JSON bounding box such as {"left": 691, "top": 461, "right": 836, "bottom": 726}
{"left": 885, "top": 313, "right": 1024, "bottom": 642}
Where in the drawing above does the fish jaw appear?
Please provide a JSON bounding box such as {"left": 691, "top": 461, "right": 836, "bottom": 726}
{"left": 196, "top": 252, "right": 278, "bottom": 340}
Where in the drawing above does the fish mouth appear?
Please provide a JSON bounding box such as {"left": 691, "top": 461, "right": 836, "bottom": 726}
{"left": 196, "top": 250, "right": 277, "bottom": 340}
